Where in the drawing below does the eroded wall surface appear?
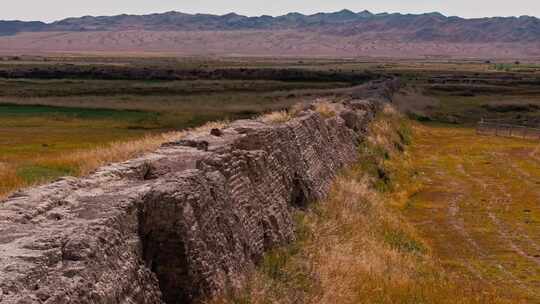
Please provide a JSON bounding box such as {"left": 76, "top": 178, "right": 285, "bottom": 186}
{"left": 0, "top": 79, "right": 399, "bottom": 304}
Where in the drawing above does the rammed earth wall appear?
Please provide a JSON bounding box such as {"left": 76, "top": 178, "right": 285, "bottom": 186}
{"left": 0, "top": 79, "right": 399, "bottom": 304}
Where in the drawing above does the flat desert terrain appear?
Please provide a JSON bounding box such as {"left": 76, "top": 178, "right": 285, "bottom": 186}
{"left": 1, "top": 30, "right": 540, "bottom": 58}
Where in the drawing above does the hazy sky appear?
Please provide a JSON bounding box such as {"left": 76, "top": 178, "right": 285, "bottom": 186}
{"left": 3, "top": 0, "right": 540, "bottom": 22}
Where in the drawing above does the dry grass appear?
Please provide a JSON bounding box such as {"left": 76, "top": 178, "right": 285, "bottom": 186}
{"left": 0, "top": 164, "right": 23, "bottom": 199}
{"left": 258, "top": 99, "right": 339, "bottom": 124}
{"left": 312, "top": 100, "right": 338, "bottom": 118}
{"left": 257, "top": 111, "right": 293, "bottom": 124}
{"left": 211, "top": 106, "right": 512, "bottom": 304}
{"left": 0, "top": 132, "right": 182, "bottom": 200}
{"left": 45, "top": 131, "right": 186, "bottom": 174}
{"left": 0, "top": 120, "right": 228, "bottom": 200}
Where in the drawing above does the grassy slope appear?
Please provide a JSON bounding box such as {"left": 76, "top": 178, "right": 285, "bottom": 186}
{"left": 212, "top": 107, "right": 517, "bottom": 304}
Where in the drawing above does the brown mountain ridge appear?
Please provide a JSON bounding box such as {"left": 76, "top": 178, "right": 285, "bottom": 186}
{"left": 1, "top": 10, "right": 540, "bottom": 58}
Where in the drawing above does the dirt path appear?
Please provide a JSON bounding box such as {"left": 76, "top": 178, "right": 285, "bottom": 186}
{"left": 402, "top": 124, "right": 540, "bottom": 302}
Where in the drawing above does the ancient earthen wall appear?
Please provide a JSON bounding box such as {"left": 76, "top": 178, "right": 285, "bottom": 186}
{"left": 0, "top": 80, "right": 399, "bottom": 304}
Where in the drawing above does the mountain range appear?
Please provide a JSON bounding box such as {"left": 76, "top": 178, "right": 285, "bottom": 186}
{"left": 1, "top": 10, "right": 539, "bottom": 57}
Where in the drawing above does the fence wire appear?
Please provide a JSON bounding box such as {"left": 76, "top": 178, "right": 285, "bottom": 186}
{"left": 477, "top": 119, "right": 540, "bottom": 139}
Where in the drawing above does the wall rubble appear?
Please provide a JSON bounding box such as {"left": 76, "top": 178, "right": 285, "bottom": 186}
{"left": 0, "top": 79, "right": 399, "bottom": 304}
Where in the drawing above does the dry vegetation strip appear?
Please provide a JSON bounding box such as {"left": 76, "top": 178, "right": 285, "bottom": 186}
{"left": 212, "top": 107, "right": 514, "bottom": 304}
{"left": 0, "top": 121, "right": 226, "bottom": 200}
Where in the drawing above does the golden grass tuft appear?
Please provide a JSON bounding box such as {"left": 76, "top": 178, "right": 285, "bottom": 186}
{"left": 257, "top": 101, "right": 337, "bottom": 124}
{"left": 312, "top": 100, "right": 338, "bottom": 118}
{"left": 0, "top": 164, "right": 23, "bottom": 200}
{"left": 257, "top": 111, "right": 293, "bottom": 124}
